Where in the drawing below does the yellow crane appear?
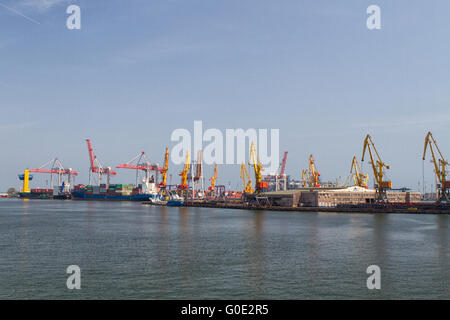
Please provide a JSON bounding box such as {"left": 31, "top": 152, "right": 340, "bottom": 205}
{"left": 350, "top": 156, "right": 369, "bottom": 188}
{"left": 301, "top": 169, "right": 308, "bottom": 187}
{"left": 249, "top": 142, "right": 267, "bottom": 194}
{"left": 423, "top": 131, "right": 449, "bottom": 202}
{"left": 159, "top": 147, "right": 169, "bottom": 188}
{"left": 157, "top": 147, "right": 170, "bottom": 199}
{"left": 361, "top": 134, "right": 391, "bottom": 201}
{"left": 308, "top": 154, "right": 321, "bottom": 187}
{"left": 209, "top": 164, "right": 218, "bottom": 191}
{"left": 240, "top": 162, "right": 254, "bottom": 194}
{"left": 178, "top": 151, "right": 190, "bottom": 196}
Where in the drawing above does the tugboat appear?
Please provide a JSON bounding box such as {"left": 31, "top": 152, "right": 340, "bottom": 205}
{"left": 167, "top": 193, "right": 184, "bottom": 206}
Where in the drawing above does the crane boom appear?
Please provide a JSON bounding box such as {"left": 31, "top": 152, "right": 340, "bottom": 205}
{"left": 361, "top": 134, "right": 391, "bottom": 201}
{"left": 86, "top": 139, "right": 96, "bottom": 172}
{"left": 279, "top": 151, "right": 288, "bottom": 178}
{"left": 423, "top": 131, "right": 449, "bottom": 202}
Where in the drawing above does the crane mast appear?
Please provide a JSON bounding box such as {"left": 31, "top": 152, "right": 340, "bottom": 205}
{"left": 361, "top": 134, "right": 391, "bottom": 201}
{"left": 423, "top": 131, "right": 449, "bottom": 202}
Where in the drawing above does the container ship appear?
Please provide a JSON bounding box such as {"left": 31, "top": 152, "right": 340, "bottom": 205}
{"left": 71, "top": 183, "right": 157, "bottom": 201}
{"left": 19, "top": 188, "right": 54, "bottom": 199}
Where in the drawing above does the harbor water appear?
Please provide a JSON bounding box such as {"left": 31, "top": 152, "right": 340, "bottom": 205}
{"left": 0, "top": 199, "right": 448, "bottom": 299}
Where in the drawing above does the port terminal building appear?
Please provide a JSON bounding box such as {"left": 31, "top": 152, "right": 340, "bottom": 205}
{"left": 264, "top": 186, "right": 421, "bottom": 207}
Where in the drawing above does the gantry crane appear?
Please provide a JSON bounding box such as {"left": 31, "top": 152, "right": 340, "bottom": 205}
{"left": 361, "top": 134, "right": 391, "bottom": 201}
{"left": 19, "top": 157, "right": 78, "bottom": 194}
{"left": 308, "top": 154, "right": 321, "bottom": 187}
{"left": 86, "top": 139, "right": 116, "bottom": 185}
{"left": 240, "top": 162, "right": 254, "bottom": 194}
{"left": 116, "top": 151, "right": 161, "bottom": 194}
{"left": 423, "top": 131, "right": 449, "bottom": 202}
{"left": 249, "top": 142, "right": 267, "bottom": 194}
{"left": 178, "top": 151, "right": 190, "bottom": 197}
{"left": 350, "top": 156, "right": 369, "bottom": 188}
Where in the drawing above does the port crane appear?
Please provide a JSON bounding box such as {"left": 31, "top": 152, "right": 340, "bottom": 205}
{"left": 178, "top": 151, "right": 190, "bottom": 197}
{"left": 116, "top": 152, "right": 161, "bottom": 194}
{"left": 209, "top": 164, "right": 218, "bottom": 193}
{"left": 194, "top": 150, "right": 202, "bottom": 181}
{"left": 301, "top": 169, "right": 308, "bottom": 187}
{"left": 279, "top": 151, "right": 288, "bottom": 179}
{"left": 361, "top": 134, "right": 391, "bottom": 201}
{"left": 19, "top": 158, "right": 78, "bottom": 193}
{"left": 240, "top": 162, "right": 254, "bottom": 194}
{"left": 423, "top": 131, "right": 449, "bottom": 202}
{"left": 86, "top": 139, "right": 116, "bottom": 185}
{"left": 156, "top": 148, "right": 170, "bottom": 199}
{"left": 262, "top": 151, "right": 288, "bottom": 191}
{"left": 350, "top": 156, "right": 369, "bottom": 188}
{"left": 308, "top": 154, "right": 321, "bottom": 187}
{"left": 249, "top": 142, "right": 267, "bottom": 194}
{"left": 159, "top": 148, "right": 169, "bottom": 188}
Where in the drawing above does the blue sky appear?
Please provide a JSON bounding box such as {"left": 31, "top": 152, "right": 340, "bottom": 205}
{"left": 1, "top": 0, "right": 450, "bottom": 191}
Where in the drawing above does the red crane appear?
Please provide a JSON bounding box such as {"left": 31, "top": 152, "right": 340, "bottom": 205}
{"left": 116, "top": 152, "right": 161, "bottom": 193}
{"left": 29, "top": 157, "right": 78, "bottom": 192}
{"left": 279, "top": 151, "right": 288, "bottom": 178}
{"left": 86, "top": 139, "right": 116, "bottom": 185}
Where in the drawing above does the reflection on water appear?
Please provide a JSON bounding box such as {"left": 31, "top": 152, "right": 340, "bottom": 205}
{"left": 247, "top": 211, "right": 265, "bottom": 295}
{"left": 0, "top": 200, "right": 448, "bottom": 299}
{"left": 373, "top": 214, "right": 389, "bottom": 266}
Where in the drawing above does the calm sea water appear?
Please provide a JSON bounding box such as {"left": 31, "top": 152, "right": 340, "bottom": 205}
{"left": 0, "top": 199, "right": 448, "bottom": 299}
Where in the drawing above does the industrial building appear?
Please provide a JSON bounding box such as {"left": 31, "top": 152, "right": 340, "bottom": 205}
{"left": 264, "top": 187, "right": 421, "bottom": 208}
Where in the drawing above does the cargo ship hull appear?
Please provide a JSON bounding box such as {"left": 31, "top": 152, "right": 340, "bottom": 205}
{"left": 71, "top": 190, "right": 153, "bottom": 201}
{"left": 71, "top": 184, "right": 157, "bottom": 201}
{"left": 19, "top": 189, "right": 53, "bottom": 199}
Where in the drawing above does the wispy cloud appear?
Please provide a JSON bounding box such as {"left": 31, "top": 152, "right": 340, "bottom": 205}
{"left": 0, "top": 1, "right": 41, "bottom": 24}
{"left": 19, "top": 0, "right": 69, "bottom": 13}
{"left": 0, "top": 122, "right": 38, "bottom": 130}
{"left": 110, "top": 39, "right": 218, "bottom": 66}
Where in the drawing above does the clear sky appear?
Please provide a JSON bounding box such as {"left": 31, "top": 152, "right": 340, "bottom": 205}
{"left": 1, "top": 0, "right": 449, "bottom": 192}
